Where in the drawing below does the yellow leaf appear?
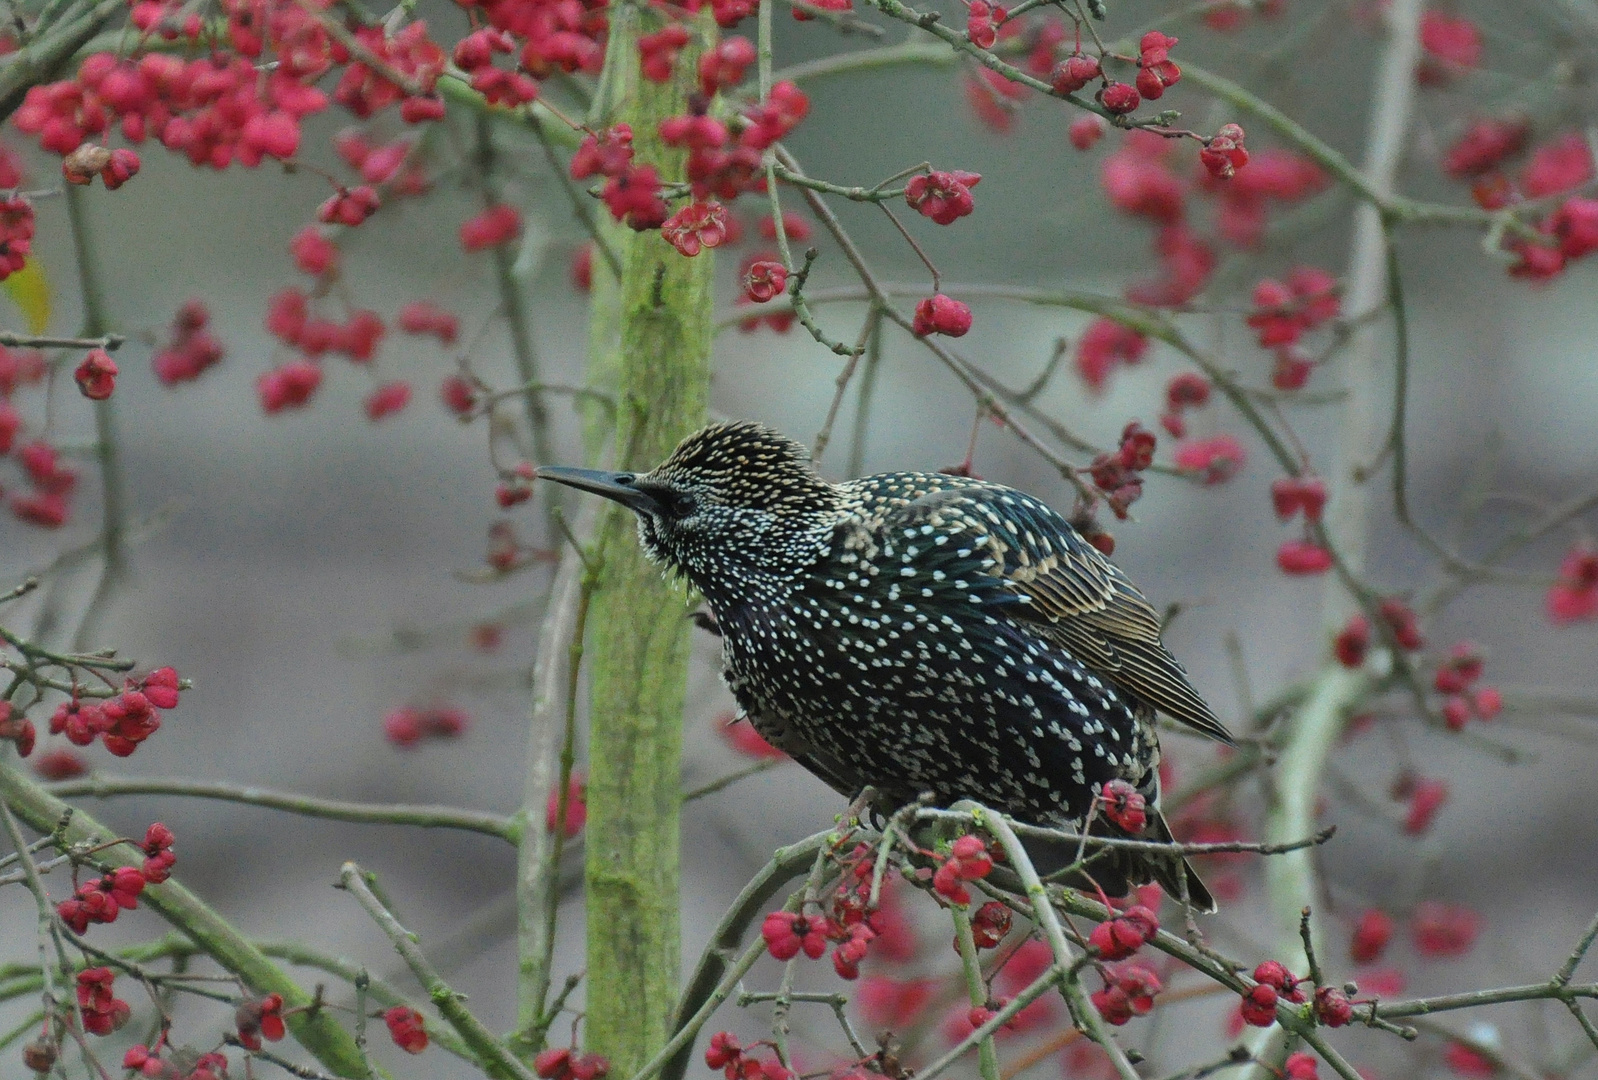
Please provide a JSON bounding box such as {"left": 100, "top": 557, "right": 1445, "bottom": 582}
{"left": 3, "top": 257, "right": 51, "bottom": 335}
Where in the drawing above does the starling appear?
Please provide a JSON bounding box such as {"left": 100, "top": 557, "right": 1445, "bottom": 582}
{"left": 538, "top": 421, "right": 1234, "bottom": 910}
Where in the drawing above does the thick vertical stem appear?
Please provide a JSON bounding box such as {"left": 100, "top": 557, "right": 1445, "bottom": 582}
{"left": 1318, "top": 0, "right": 1424, "bottom": 627}
{"left": 473, "top": 114, "right": 555, "bottom": 473}
{"left": 513, "top": 540, "right": 591, "bottom": 1055}
{"left": 581, "top": 7, "right": 716, "bottom": 1072}
{"left": 1245, "top": 0, "right": 1423, "bottom": 1072}
{"left": 63, "top": 185, "right": 126, "bottom": 652}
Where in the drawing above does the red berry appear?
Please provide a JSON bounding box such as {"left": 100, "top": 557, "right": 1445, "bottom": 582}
{"left": 1284, "top": 1051, "right": 1319, "bottom": 1079}
{"left": 1099, "top": 81, "right": 1140, "bottom": 114}
{"left": 904, "top": 170, "right": 981, "bottom": 225}
{"left": 73, "top": 349, "right": 118, "bottom": 400}
{"left": 1313, "top": 986, "right": 1352, "bottom": 1027}
{"left": 1069, "top": 115, "right": 1105, "bottom": 150}
{"left": 1099, "top": 779, "right": 1147, "bottom": 832}
{"left": 384, "top": 1006, "right": 428, "bottom": 1054}
{"left": 661, "top": 200, "right": 731, "bottom": 257}
{"left": 743, "top": 259, "right": 788, "bottom": 303}
{"left": 1411, "top": 900, "right": 1482, "bottom": 957}
{"left": 969, "top": 900, "right": 1010, "bottom": 948}
{"left": 1239, "top": 983, "right": 1278, "bottom": 1026}
{"left": 1172, "top": 435, "right": 1246, "bottom": 484}
{"left": 460, "top": 204, "right": 523, "bottom": 252}
{"left": 290, "top": 226, "right": 338, "bottom": 276}
{"left": 1403, "top": 778, "right": 1448, "bottom": 834}
{"left": 1050, "top": 54, "right": 1100, "bottom": 94}
{"left": 365, "top": 381, "right": 412, "bottom": 421}
{"left": 912, "top": 294, "right": 973, "bottom": 337}
{"left": 1334, "top": 616, "right": 1370, "bottom": 668}
{"left": 1088, "top": 905, "right": 1158, "bottom": 960}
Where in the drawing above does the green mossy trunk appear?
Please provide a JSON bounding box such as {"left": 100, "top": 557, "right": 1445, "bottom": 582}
{"left": 581, "top": 5, "right": 716, "bottom": 1071}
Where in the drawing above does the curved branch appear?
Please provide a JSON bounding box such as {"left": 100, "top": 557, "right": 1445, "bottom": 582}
{"left": 339, "top": 862, "right": 538, "bottom": 1080}
{"left": 45, "top": 775, "right": 515, "bottom": 841}
{"left": 0, "top": 762, "right": 370, "bottom": 1078}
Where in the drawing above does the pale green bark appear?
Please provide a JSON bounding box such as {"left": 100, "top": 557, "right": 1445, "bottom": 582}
{"left": 0, "top": 762, "right": 370, "bottom": 1078}
{"left": 581, "top": 6, "right": 716, "bottom": 1071}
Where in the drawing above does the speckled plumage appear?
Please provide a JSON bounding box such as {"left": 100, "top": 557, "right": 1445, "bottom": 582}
{"left": 539, "top": 421, "right": 1234, "bottom": 909}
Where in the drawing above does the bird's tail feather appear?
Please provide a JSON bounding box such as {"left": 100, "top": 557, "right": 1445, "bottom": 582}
{"left": 1015, "top": 808, "right": 1216, "bottom": 914}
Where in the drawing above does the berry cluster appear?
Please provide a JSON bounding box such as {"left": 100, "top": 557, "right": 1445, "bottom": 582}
{"left": 905, "top": 169, "right": 981, "bottom": 225}
{"left": 662, "top": 200, "right": 731, "bottom": 257}
{"left": 932, "top": 834, "right": 995, "bottom": 906}
{"left": 152, "top": 300, "right": 226, "bottom": 385}
{"left": 0, "top": 702, "right": 33, "bottom": 757}
{"left": 1433, "top": 642, "right": 1502, "bottom": 730}
{"left": 1087, "top": 423, "right": 1157, "bottom": 519}
{"left": 1199, "top": 123, "right": 1249, "bottom": 181}
{"left": 1350, "top": 908, "right": 1394, "bottom": 964}
{"left": 1246, "top": 267, "right": 1341, "bottom": 351}
{"left": 761, "top": 909, "right": 836, "bottom": 960}
{"left": 141, "top": 822, "right": 177, "bottom": 883}
{"left": 705, "top": 1032, "right": 792, "bottom": 1080}
{"left": 1547, "top": 544, "right": 1598, "bottom": 624}
{"left": 1075, "top": 318, "right": 1148, "bottom": 391}
{"left": 335, "top": 129, "right": 427, "bottom": 189}
{"left": 233, "top": 993, "right": 287, "bottom": 1050}
{"left": 77, "top": 968, "right": 131, "bottom": 1036}
{"left": 1271, "top": 475, "right": 1331, "bottom": 575}
{"left": 535, "top": 1046, "right": 611, "bottom": 1080}
{"left": 61, "top": 143, "right": 142, "bottom": 189}
{"left": 1336, "top": 597, "right": 1427, "bottom": 669}
{"left": 1238, "top": 959, "right": 1307, "bottom": 1027}
{"left": 1411, "top": 901, "right": 1483, "bottom": 957}
{"left": 382, "top": 704, "right": 469, "bottom": 747}
{"left": 399, "top": 301, "right": 461, "bottom": 346}
{"left": 1395, "top": 772, "right": 1450, "bottom": 836}
{"left": 699, "top": 38, "right": 757, "bottom": 96}
{"left": 460, "top": 203, "right": 525, "bottom": 252}
{"left": 260, "top": 278, "right": 422, "bottom": 419}
{"left": 1087, "top": 131, "right": 1324, "bottom": 358}
{"left": 47, "top": 670, "right": 181, "bottom": 758}
{"left": 1436, "top": 123, "right": 1598, "bottom": 281}
{"left": 13, "top": 5, "right": 448, "bottom": 188}
{"left": 57, "top": 866, "right": 148, "bottom": 933}
{"left": 1283, "top": 1052, "right": 1321, "bottom": 1079}
{"left": 124, "top": 1042, "right": 229, "bottom": 1079}
{"left": 571, "top": 124, "right": 668, "bottom": 230}
{"left": 1159, "top": 372, "right": 1210, "bottom": 438}
{"left": 1417, "top": 11, "right": 1482, "bottom": 86}
{"left": 741, "top": 259, "right": 788, "bottom": 304}
{"left": 1090, "top": 963, "right": 1161, "bottom": 1025}
{"left": 1088, "top": 904, "right": 1159, "bottom": 960}
{"left": 968, "top": 899, "right": 1012, "bottom": 948}
{"left": 1172, "top": 434, "right": 1247, "bottom": 486}
{"left": 11, "top": 438, "right": 78, "bottom": 528}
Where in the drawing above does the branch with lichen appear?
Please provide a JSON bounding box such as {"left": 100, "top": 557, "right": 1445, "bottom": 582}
{"left": 338, "top": 862, "right": 540, "bottom": 1080}
{"left": 0, "top": 761, "right": 370, "bottom": 1078}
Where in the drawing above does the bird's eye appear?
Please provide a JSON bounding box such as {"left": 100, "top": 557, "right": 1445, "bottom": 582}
{"left": 665, "top": 491, "right": 698, "bottom": 518}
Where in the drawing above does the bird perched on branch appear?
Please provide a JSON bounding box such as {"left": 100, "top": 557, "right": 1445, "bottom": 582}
{"left": 538, "top": 421, "right": 1233, "bottom": 911}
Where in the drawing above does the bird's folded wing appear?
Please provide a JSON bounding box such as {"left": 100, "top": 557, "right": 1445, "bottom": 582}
{"left": 884, "top": 483, "right": 1235, "bottom": 747}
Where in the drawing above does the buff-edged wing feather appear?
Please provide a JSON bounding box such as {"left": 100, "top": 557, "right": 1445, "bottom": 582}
{"left": 888, "top": 482, "right": 1236, "bottom": 747}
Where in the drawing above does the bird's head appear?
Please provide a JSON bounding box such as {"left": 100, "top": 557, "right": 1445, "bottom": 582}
{"left": 536, "top": 421, "right": 839, "bottom": 597}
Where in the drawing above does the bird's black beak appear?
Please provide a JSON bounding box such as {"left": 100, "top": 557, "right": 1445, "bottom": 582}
{"left": 534, "top": 466, "right": 666, "bottom": 516}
